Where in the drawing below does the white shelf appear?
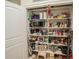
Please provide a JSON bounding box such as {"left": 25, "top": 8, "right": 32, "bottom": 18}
{"left": 49, "top": 27, "right": 71, "bottom": 29}
{"left": 28, "top": 5, "right": 72, "bottom": 58}
{"left": 26, "top": 0, "right": 72, "bottom": 9}
{"left": 47, "top": 18, "right": 71, "bottom": 20}
{"left": 32, "top": 50, "right": 66, "bottom": 56}
{"left": 29, "top": 27, "right": 48, "bottom": 29}
{"left": 29, "top": 34, "right": 68, "bottom": 37}
{"left": 31, "top": 18, "right": 71, "bottom": 22}
{"left": 29, "top": 27, "right": 71, "bottom": 29}
{"left": 28, "top": 5, "right": 72, "bottom": 11}
{"left": 39, "top": 43, "right": 67, "bottom": 46}
{"left": 30, "top": 42, "right": 67, "bottom": 46}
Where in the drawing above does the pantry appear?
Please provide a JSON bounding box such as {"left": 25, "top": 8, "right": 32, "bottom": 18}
{"left": 27, "top": 4, "right": 73, "bottom": 59}
{"left": 6, "top": 0, "right": 73, "bottom": 59}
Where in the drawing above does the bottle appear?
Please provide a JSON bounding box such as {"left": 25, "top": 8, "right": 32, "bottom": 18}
{"left": 53, "top": 30, "right": 56, "bottom": 36}
{"left": 51, "top": 39, "right": 55, "bottom": 44}
{"left": 49, "top": 23, "right": 52, "bottom": 27}
{"left": 33, "top": 31, "right": 37, "bottom": 35}
{"left": 64, "top": 22, "right": 67, "bottom": 27}
{"left": 44, "top": 12, "right": 47, "bottom": 19}
{"left": 60, "top": 22, "right": 62, "bottom": 27}
{"left": 61, "top": 38, "right": 64, "bottom": 44}
{"left": 47, "top": 5, "right": 52, "bottom": 18}
{"left": 44, "top": 37, "right": 48, "bottom": 43}
{"left": 40, "top": 12, "right": 43, "bottom": 19}
{"left": 57, "top": 31, "right": 61, "bottom": 36}
{"left": 60, "top": 22, "right": 64, "bottom": 27}
{"left": 63, "top": 30, "right": 66, "bottom": 36}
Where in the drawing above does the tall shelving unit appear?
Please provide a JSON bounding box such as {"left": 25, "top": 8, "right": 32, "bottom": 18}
{"left": 28, "top": 4, "right": 72, "bottom": 59}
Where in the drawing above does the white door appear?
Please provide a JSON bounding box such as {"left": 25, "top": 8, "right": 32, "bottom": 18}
{"left": 5, "top": 1, "right": 28, "bottom": 59}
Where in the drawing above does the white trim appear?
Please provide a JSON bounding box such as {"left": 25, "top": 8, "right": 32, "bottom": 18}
{"left": 5, "top": 1, "right": 24, "bottom": 10}
{"left": 25, "top": 0, "right": 73, "bottom": 9}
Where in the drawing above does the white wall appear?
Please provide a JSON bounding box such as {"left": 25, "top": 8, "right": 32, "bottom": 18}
{"left": 21, "top": 0, "right": 32, "bottom": 6}
{"left": 7, "top": 0, "right": 21, "bottom": 5}
{"left": 5, "top": 1, "right": 28, "bottom": 59}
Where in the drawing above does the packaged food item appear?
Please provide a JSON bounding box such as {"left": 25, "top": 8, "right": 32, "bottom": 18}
{"left": 63, "top": 30, "right": 67, "bottom": 36}
{"left": 64, "top": 22, "right": 68, "bottom": 27}
{"left": 62, "top": 12, "right": 70, "bottom": 18}
{"left": 52, "top": 22, "right": 58, "bottom": 27}
{"left": 57, "top": 31, "right": 61, "bottom": 36}
{"left": 58, "top": 55, "right": 63, "bottom": 59}
{"left": 42, "top": 29, "right": 47, "bottom": 35}
{"left": 33, "top": 31, "right": 37, "bottom": 35}
{"left": 55, "top": 48, "right": 63, "bottom": 55}
{"left": 49, "top": 23, "right": 52, "bottom": 27}
{"left": 35, "top": 44, "right": 38, "bottom": 50}
{"left": 43, "top": 12, "right": 47, "bottom": 19}
{"left": 60, "top": 22, "right": 64, "bottom": 27}
{"left": 51, "top": 38, "right": 55, "bottom": 44}
{"left": 32, "top": 14, "right": 40, "bottom": 19}
{"left": 61, "top": 38, "right": 64, "bottom": 44}
{"left": 57, "top": 15, "right": 65, "bottom": 19}
{"left": 53, "top": 30, "right": 56, "bottom": 36}
{"left": 50, "top": 53, "right": 54, "bottom": 59}
{"left": 40, "top": 12, "right": 43, "bottom": 19}
{"left": 48, "top": 32, "right": 52, "bottom": 35}
{"left": 32, "top": 37, "right": 36, "bottom": 41}
{"left": 44, "top": 37, "right": 49, "bottom": 43}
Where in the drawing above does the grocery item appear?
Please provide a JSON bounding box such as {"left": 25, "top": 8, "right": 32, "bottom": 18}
{"left": 69, "top": 48, "right": 72, "bottom": 59}
{"left": 32, "top": 37, "right": 36, "bottom": 41}
{"left": 57, "top": 31, "right": 61, "bottom": 36}
{"left": 40, "top": 12, "right": 43, "bottom": 19}
{"left": 47, "top": 5, "right": 52, "bottom": 18}
{"left": 44, "top": 37, "right": 49, "bottom": 43}
{"left": 32, "top": 14, "right": 40, "bottom": 19}
{"left": 63, "top": 30, "right": 66, "bottom": 36}
{"left": 51, "top": 39, "right": 55, "bottom": 44}
{"left": 64, "top": 22, "right": 68, "bottom": 27}
{"left": 61, "top": 38, "right": 64, "bottom": 44}
{"left": 43, "top": 12, "right": 47, "bottom": 19}
{"left": 53, "top": 30, "right": 56, "bottom": 36}
{"left": 58, "top": 55, "right": 63, "bottom": 59}
{"left": 62, "top": 12, "right": 70, "bottom": 18}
